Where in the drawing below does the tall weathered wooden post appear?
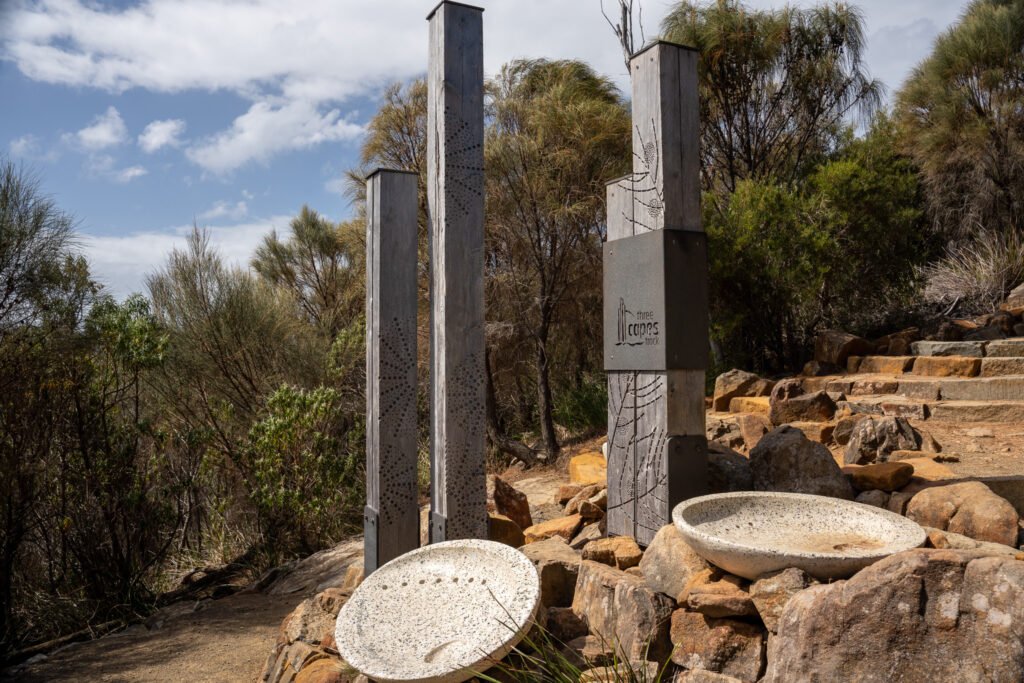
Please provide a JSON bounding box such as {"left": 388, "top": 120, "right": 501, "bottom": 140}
{"left": 364, "top": 169, "right": 420, "bottom": 572}
{"left": 604, "top": 42, "right": 709, "bottom": 546}
{"left": 426, "top": 0, "right": 487, "bottom": 542}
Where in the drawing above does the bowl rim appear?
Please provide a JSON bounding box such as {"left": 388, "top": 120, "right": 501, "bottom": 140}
{"left": 335, "top": 538, "right": 541, "bottom": 682}
{"left": 671, "top": 490, "right": 927, "bottom": 561}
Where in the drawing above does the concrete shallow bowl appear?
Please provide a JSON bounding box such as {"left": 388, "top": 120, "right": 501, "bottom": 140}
{"left": 334, "top": 539, "right": 540, "bottom": 683}
{"left": 672, "top": 491, "right": 927, "bottom": 581}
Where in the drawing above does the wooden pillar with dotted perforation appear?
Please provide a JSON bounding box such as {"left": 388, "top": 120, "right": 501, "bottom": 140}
{"left": 426, "top": 0, "right": 487, "bottom": 542}
{"left": 365, "top": 169, "right": 420, "bottom": 573}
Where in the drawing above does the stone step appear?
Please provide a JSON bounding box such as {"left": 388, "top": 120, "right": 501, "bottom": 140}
{"left": 981, "top": 357, "right": 1024, "bottom": 376}
{"left": 850, "top": 356, "right": 915, "bottom": 375}
{"left": 986, "top": 339, "right": 1024, "bottom": 357}
{"left": 927, "top": 401, "right": 1024, "bottom": 423}
{"left": 911, "top": 355, "right": 980, "bottom": 378}
{"left": 911, "top": 340, "right": 986, "bottom": 357}
{"left": 935, "top": 376, "right": 1024, "bottom": 401}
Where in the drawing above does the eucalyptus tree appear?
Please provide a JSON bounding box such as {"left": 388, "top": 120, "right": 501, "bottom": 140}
{"left": 897, "top": 0, "right": 1024, "bottom": 239}
{"left": 662, "top": 0, "right": 882, "bottom": 193}
{"left": 485, "top": 59, "right": 631, "bottom": 459}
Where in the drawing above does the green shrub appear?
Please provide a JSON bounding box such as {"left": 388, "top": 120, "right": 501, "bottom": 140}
{"left": 553, "top": 373, "right": 608, "bottom": 433}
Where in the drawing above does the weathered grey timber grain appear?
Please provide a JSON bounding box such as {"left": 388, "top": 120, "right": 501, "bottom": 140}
{"left": 606, "top": 42, "right": 708, "bottom": 546}
{"left": 426, "top": 1, "right": 487, "bottom": 542}
{"left": 365, "top": 169, "right": 420, "bottom": 573}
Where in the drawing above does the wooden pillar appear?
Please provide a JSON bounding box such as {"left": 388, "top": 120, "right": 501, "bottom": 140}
{"left": 605, "top": 42, "right": 708, "bottom": 547}
{"left": 364, "top": 169, "right": 420, "bottom": 572}
{"left": 426, "top": 0, "right": 486, "bottom": 542}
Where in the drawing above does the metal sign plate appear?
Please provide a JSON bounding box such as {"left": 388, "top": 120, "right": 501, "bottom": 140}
{"left": 603, "top": 230, "right": 709, "bottom": 371}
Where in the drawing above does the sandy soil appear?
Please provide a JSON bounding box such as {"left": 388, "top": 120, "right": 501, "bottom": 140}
{"left": 11, "top": 592, "right": 298, "bottom": 683}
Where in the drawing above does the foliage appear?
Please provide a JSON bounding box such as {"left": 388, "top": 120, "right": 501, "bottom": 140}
{"left": 485, "top": 59, "right": 630, "bottom": 458}
{"left": 245, "top": 386, "right": 364, "bottom": 556}
{"left": 897, "top": 0, "right": 1024, "bottom": 239}
{"left": 706, "top": 116, "right": 927, "bottom": 371}
{"left": 662, "top": 0, "right": 882, "bottom": 193}
{"left": 552, "top": 373, "right": 608, "bottom": 433}
{"left": 921, "top": 227, "right": 1024, "bottom": 314}
{"left": 252, "top": 206, "right": 365, "bottom": 339}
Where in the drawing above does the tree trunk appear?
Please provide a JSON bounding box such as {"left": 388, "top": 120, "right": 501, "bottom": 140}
{"left": 484, "top": 348, "right": 541, "bottom": 466}
{"left": 535, "top": 328, "right": 560, "bottom": 461}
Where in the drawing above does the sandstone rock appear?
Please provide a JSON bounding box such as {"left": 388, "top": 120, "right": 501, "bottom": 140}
{"left": 887, "top": 490, "right": 914, "bottom": 515}
{"left": 492, "top": 476, "right": 532, "bottom": 531}
{"left": 546, "top": 606, "right": 588, "bottom": 642}
{"left": 833, "top": 413, "right": 868, "bottom": 446}
{"left": 788, "top": 421, "right": 835, "bottom": 444}
{"left": 679, "top": 569, "right": 756, "bottom": 618}
{"left": 815, "top": 330, "right": 872, "bottom": 367}
{"left": 712, "top": 369, "right": 774, "bottom": 412}
{"left": 844, "top": 416, "right": 918, "bottom": 465}
{"left": 565, "top": 484, "right": 602, "bottom": 515}
{"left": 749, "top": 568, "right": 817, "bottom": 633}
{"left": 707, "top": 414, "right": 744, "bottom": 450}
{"left": 524, "top": 514, "right": 583, "bottom": 544}
{"left": 764, "top": 549, "right": 1024, "bottom": 683}
{"left": 282, "top": 595, "right": 339, "bottom": 649}
{"left": 728, "top": 396, "right": 770, "bottom": 416}
{"left": 911, "top": 340, "right": 985, "bottom": 357}
{"left": 294, "top": 658, "right": 360, "bottom": 683}
{"left": 912, "top": 355, "right": 981, "bottom": 377}
{"left": 733, "top": 413, "right": 771, "bottom": 450}
{"left": 708, "top": 443, "right": 754, "bottom": 493}
{"left": 555, "top": 484, "right": 583, "bottom": 505}
{"left": 639, "top": 524, "right": 712, "bottom": 599}
{"left": 768, "top": 384, "right": 836, "bottom": 426}
{"left": 580, "top": 662, "right": 660, "bottom": 682}
{"left": 987, "top": 338, "right": 1024, "bottom": 357}
{"left": 847, "top": 461, "right": 914, "bottom": 492}
{"left": 488, "top": 513, "right": 525, "bottom": 548}
{"left": 801, "top": 360, "right": 839, "bottom": 376}
{"left": 906, "top": 481, "right": 1019, "bottom": 546}
{"left": 856, "top": 355, "right": 915, "bottom": 374}
{"left": 339, "top": 565, "right": 363, "bottom": 593}
{"left": 572, "top": 560, "right": 674, "bottom": 662}
{"left": 569, "top": 453, "right": 606, "bottom": 486}
{"left": 588, "top": 488, "right": 608, "bottom": 510}
{"left": 582, "top": 536, "right": 643, "bottom": 570}
{"left": 570, "top": 521, "right": 605, "bottom": 550}
{"left": 564, "top": 635, "right": 615, "bottom": 668}
{"left": 673, "top": 672, "right": 744, "bottom": 683}
{"left": 670, "top": 610, "right": 765, "bottom": 682}
{"left": 578, "top": 500, "right": 605, "bottom": 523}
{"left": 520, "top": 536, "right": 581, "bottom": 607}
{"left": 855, "top": 489, "right": 890, "bottom": 508}
{"left": 749, "top": 426, "right": 854, "bottom": 499}
{"left": 1006, "top": 281, "right": 1024, "bottom": 311}
{"left": 262, "top": 642, "right": 328, "bottom": 683}
{"left": 923, "top": 526, "right": 1021, "bottom": 557}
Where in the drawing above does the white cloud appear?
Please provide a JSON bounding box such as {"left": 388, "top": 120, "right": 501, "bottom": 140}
{"left": 138, "top": 118, "right": 186, "bottom": 152}
{"left": 324, "top": 176, "right": 347, "bottom": 196}
{"left": 199, "top": 199, "right": 248, "bottom": 221}
{"left": 82, "top": 215, "right": 292, "bottom": 298}
{"left": 8, "top": 133, "right": 57, "bottom": 161}
{"left": 85, "top": 154, "right": 147, "bottom": 183}
{"left": 186, "top": 99, "right": 363, "bottom": 174}
{"left": 69, "top": 106, "right": 128, "bottom": 150}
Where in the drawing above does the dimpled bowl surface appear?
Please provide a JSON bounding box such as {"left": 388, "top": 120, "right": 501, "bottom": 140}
{"left": 334, "top": 539, "right": 540, "bottom": 683}
{"left": 672, "top": 491, "right": 927, "bottom": 581}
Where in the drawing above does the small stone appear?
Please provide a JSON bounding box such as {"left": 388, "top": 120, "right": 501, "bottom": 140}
{"left": 749, "top": 568, "right": 817, "bottom": 633}
{"left": 565, "top": 484, "right": 602, "bottom": 514}
{"left": 546, "top": 606, "right": 588, "bottom": 642}
{"left": 520, "top": 537, "right": 581, "bottom": 607}
{"left": 578, "top": 500, "right": 605, "bottom": 522}
{"left": 679, "top": 569, "right": 756, "bottom": 618}
{"left": 582, "top": 536, "right": 643, "bottom": 570}
{"left": 833, "top": 414, "right": 868, "bottom": 446}
{"left": 847, "top": 461, "right": 914, "bottom": 492}
{"left": 670, "top": 610, "right": 765, "bottom": 682}
{"left": 488, "top": 513, "right": 525, "bottom": 548}
{"left": 555, "top": 484, "right": 583, "bottom": 505}
{"left": 729, "top": 396, "right": 770, "bottom": 415}
{"left": 569, "top": 453, "right": 606, "bottom": 485}
{"left": 768, "top": 379, "right": 837, "bottom": 425}
{"left": 524, "top": 515, "right": 583, "bottom": 544}
{"left": 294, "top": 657, "right": 360, "bottom": 683}
{"left": 815, "top": 330, "right": 872, "bottom": 367}
{"left": 855, "top": 489, "right": 890, "bottom": 508}
{"left": 713, "top": 369, "right": 774, "bottom": 412}
{"left": 906, "top": 481, "right": 1019, "bottom": 546}
{"left": 844, "top": 416, "right": 918, "bottom": 465}
{"left": 638, "top": 524, "right": 712, "bottom": 599}
{"left": 564, "top": 635, "right": 616, "bottom": 668}
{"left": 492, "top": 476, "right": 532, "bottom": 531}
{"left": 588, "top": 488, "right": 608, "bottom": 510}
{"left": 570, "top": 521, "right": 605, "bottom": 550}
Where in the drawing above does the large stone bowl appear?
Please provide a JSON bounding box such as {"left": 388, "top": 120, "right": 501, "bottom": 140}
{"left": 672, "top": 491, "right": 927, "bottom": 581}
{"left": 334, "top": 539, "right": 540, "bottom": 683}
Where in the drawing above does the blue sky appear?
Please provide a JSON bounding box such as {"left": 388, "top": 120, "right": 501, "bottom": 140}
{"left": 1, "top": 0, "right": 971, "bottom": 298}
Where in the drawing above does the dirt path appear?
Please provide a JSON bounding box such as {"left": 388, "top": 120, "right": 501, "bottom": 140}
{"left": 12, "top": 592, "right": 298, "bottom": 683}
